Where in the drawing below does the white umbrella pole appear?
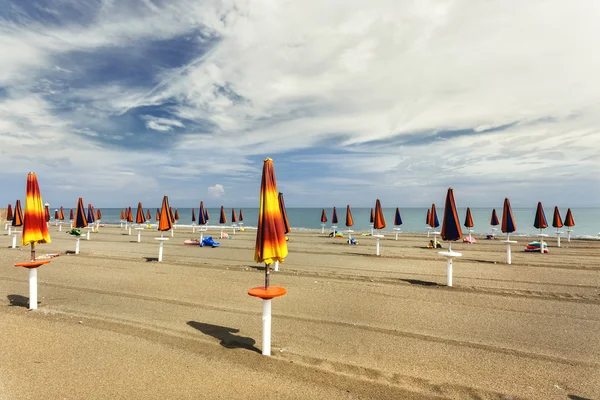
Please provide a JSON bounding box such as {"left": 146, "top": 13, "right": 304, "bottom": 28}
{"left": 75, "top": 237, "right": 80, "bottom": 254}
{"left": 273, "top": 260, "right": 279, "bottom": 272}
{"left": 376, "top": 238, "right": 380, "bottom": 256}
{"left": 262, "top": 299, "right": 272, "bottom": 356}
{"left": 539, "top": 229, "right": 544, "bottom": 254}
{"left": 192, "top": 226, "right": 195, "bottom": 233}
{"left": 171, "top": 229, "right": 174, "bottom": 238}
{"left": 137, "top": 230, "right": 141, "bottom": 243}
{"left": 29, "top": 268, "right": 38, "bottom": 310}
{"left": 8, "top": 225, "right": 11, "bottom": 235}
{"left": 447, "top": 257, "right": 453, "bottom": 287}
{"left": 86, "top": 229, "right": 90, "bottom": 240}
{"left": 158, "top": 233, "right": 164, "bottom": 262}
{"left": 567, "top": 229, "right": 571, "bottom": 242}
{"left": 11, "top": 233, "right": 17, "bottom": 249}
{"left": 395, "top": 232, "right": 398, "bottom": 240}
{"left": 321, "top": 223, "right": 324, "bottom": 234}
{"left": 128, "top": 226, "right": 131, "bottom": 236}
{"left": 59, "top": 223, "right": 62, "bottom": 232}
{"left": 556, "top": 229, "right": 561, "bottom": 248}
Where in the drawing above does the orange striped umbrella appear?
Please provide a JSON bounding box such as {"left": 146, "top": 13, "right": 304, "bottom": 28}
{"left": 168, "top": 207, "right": 175, "bottom": 223}
{"left": 74, "top": 198, "right": 87, "bottom": 228}
{"left": 254, "top": 158, "right": 288, "bottom": 268}
{"left": 345, "top": 205, "right": 354, "bottom": 227}
{"left": 278, "top": 193, "right": 290, "bottom": 234}
{"left": 198, "top": 202, "right": 207, "bottom": 225}
{"left": 191, "top": 208, "right": 196, "bottom": 223}
{"left": 219, "top": 206, "right": 227, "bottom": 224}
{"left": 239, "top": 209, "right": 244, "bottom": 222}
{"left": 96, "top": 208, "right": 102, "bottom": 220}
{"left": 205, "top": 209, "right": 210, "bottom": 221}
{"left": 21, "top": 173, "right": 51, "bottom": 256}
{"left": 12, "top": 200, "right": 23, "bottom": 227}
{"left": 373, "top": 199, "right": 386, "bottom": 230}
{"left": 501, "top": 198, "right": 516, "bottom": 234}
{"left": 490, "top": 209, "right": 499, "bottom": 226}
{"left": 59, "top": 207, "right": 65, "bottom": 221}
{"left": 44, "top": 204, "right": 50, "bottom": 223}
{"left": 429, "top": 204, "right": 439, "bottom": 228}
{"left": 127, "top": 207, "right": 133, "bottom": 223}
{"left": 69, "top": 209, "right": 74, "bottom": 220}
{"left": 120, "top": 209, "right": 125, "bottom": 220}
{"left": 6, "top": 204, "right": 13, "bottom": 221}
{"left": 552, "top": 206, "right": 563, "bottom": 228}
{"left": 426, "top": 209, "right": 430, "bottom": 225}
{"left": 158, "top": 196, "right": 173, "bottom": 231}
{"left": 533, "top": 202, "right": 547, "bottom": 229}
{"left": 146, "top": 209, "right": 151, "bottom": 220}
{"left": 320, "top": 209, "right": 327, "bottom": 223}
{"left": 174, "top": 209, "right": 180, "bottom": 221}
{"left": 136, "top": 202, "right": 146, "bottom": 224}
{"left": 464, "top": 207, "right": 474, "bottom": 228}
{"left": 370, "top": 208, "right": 374, "bottom": 224}
{"left": 441, "top": 188, "right": 462, "bottom": 242}
{"left": 87, "top": 204, "right": 95, "bottom": 224}
{"left": 155, "top": 208, "right": 160, "bottom": 221}
{"left": 564, "top": 209, "right": 575, "bottom": 227}
{"left": 231, "top": 208, "right": 238, "bottom": 223}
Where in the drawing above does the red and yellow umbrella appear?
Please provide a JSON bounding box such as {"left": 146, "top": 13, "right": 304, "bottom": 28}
{"left": 278, "top": 193, "right": 290, "bottom": 234}
{"left": 74, "top": 198, "right": 87, "bottom": 229}
{"left": 21, "top": 173, "right": 51, "bottom": 256}
{"left": 136, "top": 202, "right": 146, "bottom": 224}
{"left": 254, "top": 158, "right": 288, "bottom": 267}
{"left": 219, "top": 206, "right": 227, "bottom": 224}
{"left": 345, "top": 205, "right": 354, "bottom": 227}
{"left": 464, "top": 207, "right": 474, "bottom": 228}
{"left": 158, "top": 196, "right": 173, "bottom": 231}
{"left": 373, "top": 199, "right": 386, "bottom": 230}
{"left": 44, "top": 204, "right": 50, "bottom": 223}
{"left": 441, "top": 188, "right": 462, "bottom": 242}
{"left": 320, "top": 209, "right": 327, "bottom": 223}
{"left": 12, "top": 200, "right": 23, "bottom": 227}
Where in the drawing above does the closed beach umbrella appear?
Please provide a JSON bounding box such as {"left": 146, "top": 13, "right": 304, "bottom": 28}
{"left": 251, "top": 158, "right": 288, "bottom": 356}
{"left": 127, "top": 207, "right": 133, "bottom": 223}
{"left": 439, "top": 188, "right": 463, "bottom": 286}
{"left": 19, "top": 172, "right": 52, "bottom": 309}
{"left": 254, "top": 158, "right": 288, "bottom": 266}
{"left": 120, "top": 209, "right": 125, "bottom": 220}
{"left": 429, "top": 204, "right": 439, "bottom": 228}
{"left": 426, "top": 209, "right": 430, "bottom": 225}
{"left": 564, "top": 208, "right": 575, "bottom": 242}
{"left": 136, "top": 202, "right": 146, "bottom": 224}
{"left": 441, "top": 188, "right": 462, "bottom": 242}
{"left": 490, "top": 209, "right": 499, "bottom": 226}
{"left": 59, "top": 207, "right": 65, "bottom": 221}
{"left": 191, "top": 208, "right": 196, "bottom": 223}
{"left": 501, "top": 197, "right": 517, "bottom": 263}
{"left": 44, "top": 204, "right": 50, "bottom": 223}
{"left": 370, "top": 208, "right": 374, "bottom": 224}
{"left": 552, "top": 206, "right": 563, "bottom": 228}
{"left": 54, "top": 210, "right": 59, "bottom": 220}
{"left": 22, "top": 172, "right": 51, "bottom": 251}
{"left": 174, "top": 209, "right": 180, "bottom": 221}
{"left": 219, "top": 206, "right": 227, "bottom": 224}
{"left": 320, "top": 209, "right": 327, "bottom": 223}
{"left": 69, "top": 209, "right": 74, "bottom": 220}
{"left": 464, "top": 207, "right": 474, "bottom": 228}
{"left": 239, "top": 209, "right": 244, "bottom": 222}
{"left": 75, "top": 198, "right": 87, "bottom": 229}
{"left": 394, "top": 208, "right": 403, "bottom": 226}
{"left": 331, "top": 207, "right": 338, "bottom": 225}
{"left": 155, "top": 208, "right": 160, "bottom": 221}
{"left": 96, "top": 208, "right": 102, "bottom": 220}
{"left": 198, "top": 202, "right": 207, "bottom": 225}
{"left": 87, "top": 204, "right": 95, "bottom": 224}
{"left": 158, "top": 197, "right": 172, "bottom": 232}
{"left": 278, "top": 193, "right": 290, "bottom": 234}
{"left": 533, "top": 202, "right": 548, "bottom": 229}
{"left": 231, "top": 208, "right": 238, "bottom": 223}
{"left": 168, "top": 207, "right": 175, "bottom": 223}
{"left": 146, "top": 209, "right": 151, "bottom": 220}
{"left": 373, "top": 199, "right": 386, "bottom": 230}
{"left": 205, "top": 209, "right": 210, "bottom": 221}
{"left": 12, "top": 200, "right": 24, "bottom": 227}
{"left": 345, "top": 205, "right": 354, "bottom": 227}
{"left": 6, "top": 204, "right": 13, "bottom": 221}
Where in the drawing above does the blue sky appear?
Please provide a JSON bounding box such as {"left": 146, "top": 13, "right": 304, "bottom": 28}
{"left": 1, "top": 0, "right": 599, "bottom": 209}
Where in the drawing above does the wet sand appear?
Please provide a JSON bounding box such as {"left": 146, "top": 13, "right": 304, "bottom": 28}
{"left": 1, "top": 224, "right": 599, "bottom": 399}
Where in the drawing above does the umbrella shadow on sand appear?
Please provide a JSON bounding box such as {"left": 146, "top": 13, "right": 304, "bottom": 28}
{"left": 7, "top": 294, "right": 32, "bottom": 308}
{"left": 398, "top": 278, "right": 440, "bottom": 287}
{"left": 187, "top": 321, "right": 260, "bottom": 353}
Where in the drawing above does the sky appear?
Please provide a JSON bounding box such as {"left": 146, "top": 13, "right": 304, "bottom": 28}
{"left": 1, "top": 0, "right": 599, "bottom": 209}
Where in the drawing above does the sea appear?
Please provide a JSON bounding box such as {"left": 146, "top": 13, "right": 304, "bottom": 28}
{"left": 62, "top": 207, "right": 600, "bottom": 239}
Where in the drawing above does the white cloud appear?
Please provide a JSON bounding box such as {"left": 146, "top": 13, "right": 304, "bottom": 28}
{"left": 208, "top": 184, "right": 225, "bottom": 198}
{"left": 144, "top": 116, "right": 185, "bottom": 132}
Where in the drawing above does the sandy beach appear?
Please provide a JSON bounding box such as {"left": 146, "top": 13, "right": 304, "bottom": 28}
{"left": 1, "top": 224, "right": 599, "bottom": 399}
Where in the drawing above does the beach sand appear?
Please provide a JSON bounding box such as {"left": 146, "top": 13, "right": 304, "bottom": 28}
{"left": 1, "top": 224, "right": 599, "bottom": 399}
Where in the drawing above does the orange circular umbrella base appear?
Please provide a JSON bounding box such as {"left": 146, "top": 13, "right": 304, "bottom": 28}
{"left": 248, "top": 286, "right": 286, "bottom": 299}
{"left": 15, "top": 260, "right": 50, "bottom": 269}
